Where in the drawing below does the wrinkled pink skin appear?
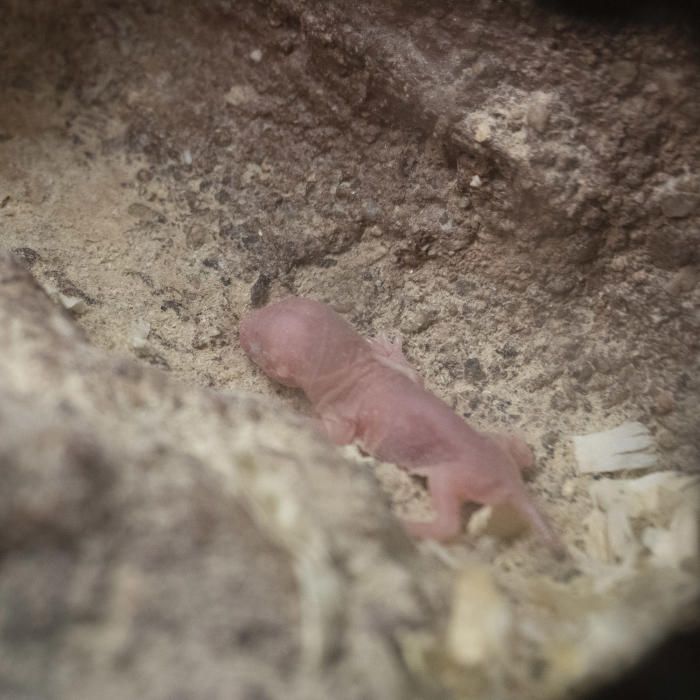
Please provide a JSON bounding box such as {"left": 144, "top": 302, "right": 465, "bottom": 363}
{"left": 240, "top": 297, "right": 563, "bottom": 555}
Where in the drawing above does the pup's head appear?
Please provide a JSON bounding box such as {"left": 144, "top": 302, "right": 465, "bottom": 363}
{"left": 239, "top": 299, "right": 321, "bottom": 387}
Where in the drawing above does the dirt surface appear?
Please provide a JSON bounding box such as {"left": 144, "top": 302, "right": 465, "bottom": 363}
{"left": 1, "top": 1, "right": 699, "bottom": 698}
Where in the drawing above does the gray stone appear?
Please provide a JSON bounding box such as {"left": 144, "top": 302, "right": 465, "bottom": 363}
{"left": 0, "top": 253, "right": 450, "bottom": 700}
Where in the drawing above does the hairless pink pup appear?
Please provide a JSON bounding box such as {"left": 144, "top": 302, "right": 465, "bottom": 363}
{"left": 239, "top": 296, "right": 563, "bottom": 555}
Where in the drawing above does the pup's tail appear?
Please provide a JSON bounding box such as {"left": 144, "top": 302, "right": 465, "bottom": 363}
{"left": 511, "top": 489, "right": 567, "bottom": 559}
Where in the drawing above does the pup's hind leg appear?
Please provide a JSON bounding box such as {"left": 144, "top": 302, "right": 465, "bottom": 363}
{"left": 402, "top": 469, "right": 463, "bottom": 541}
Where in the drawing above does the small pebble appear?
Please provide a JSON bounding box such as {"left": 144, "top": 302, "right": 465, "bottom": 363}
{"left": 606, "top": 228, "right": 628, "bottom": 252}
{"left": 666, "top": 267, "right": 697, "bottom": 295}
{"left": 249, "top": 48, "right": 263, "bottom": 63}
{"left": 129, "top": 319, "right": 151, "bottom": 352}
{"left": 572, "top": 361, "right": 594, "bottom": 383}
{"left": 592, "top": 355, "right": 613, "bottom": 374}
{"left": 474, "top": 121, "right": 491, "bottom": 143}
{"left": 250, "top": 273, "right": 271, "bottom": 308}
{"left": 335, "top": 181, "right": 353, "bottom": 199}
{"left": 11, "top": 247, "right": 40, "bottom": 267}
{"left": 560, "top": 341, "right": 582, "bottom": 361}
{"left": 562, "top": 480, "right": 576, "bottom": 499}
{"left": 186, "top": 224, "right": 208, "bottom": 249}
{"left": 59, "top": 294, "right": 87, "bottom": 315}
{"left": 609, "top": 60, "right": 638, "bottom": 88}
{"left": 464, "top": 357, "right": 485, "bottom": 383}
{"left": 127, "top": 202, "right": 165, "bottom": 223}
{"left": 656, "top": 429, "right": 677, "bottom": 451}
{"left": 361, "top": 200, "right": 381, "bottom": 223}
{"left": 631, "top": 270, "right": 648, "bottom": 285}
{"left": 400, "top": 308, "right": 438, "bottom": 334}
{"left": 550, "top": 391, "right": 573, "bottom": 412}
{"left": 542, "top": 430, "right": 559, "bottom": 449}
{"left": 547, "top": 275, "right": 575, "bottom": 296}
{"left": 604, "top": 387, "right": 629, "bottom": 408}
{"left": 192, "top": 326, "right": 223, "bottom": 350}
{"left": 526, "top": 96, "right": 550, "bottom": 133}
{"left": 610, "top": 256, "right": 627, "bottom": 272}
{"left": 469, "top": 175, "right": 482, "bottom": 188}
{"left": 660, "top": 191, "right": 698, "bottom": 219}
{"left": 653, "top": 390, "right": 674, "bottom": 415}
{"left": 528, "top": 368, "right": 561, "bottom": 391}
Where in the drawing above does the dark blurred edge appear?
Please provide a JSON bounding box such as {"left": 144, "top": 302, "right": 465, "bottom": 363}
{"left": 537, "top": 0, "right": 700, "bottom": 25}
{"left": 582, "top": 624, "right": 700, "bottom": 700}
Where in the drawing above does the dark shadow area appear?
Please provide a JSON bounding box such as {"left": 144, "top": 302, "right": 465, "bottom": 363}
{"left": 584, "top": 625, "right": 700, "bottom": 700}
{"left": 538, "top": 0, "right": 700, "bottom": 27}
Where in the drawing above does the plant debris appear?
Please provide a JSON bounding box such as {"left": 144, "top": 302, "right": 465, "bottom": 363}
{"left": 572, "top": 422, "right": 657, "bottom": 474}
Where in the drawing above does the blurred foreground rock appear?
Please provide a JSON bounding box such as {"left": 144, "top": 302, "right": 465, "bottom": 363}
{"left": 0, "top": 252, "right": 452, "bottom": 700}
